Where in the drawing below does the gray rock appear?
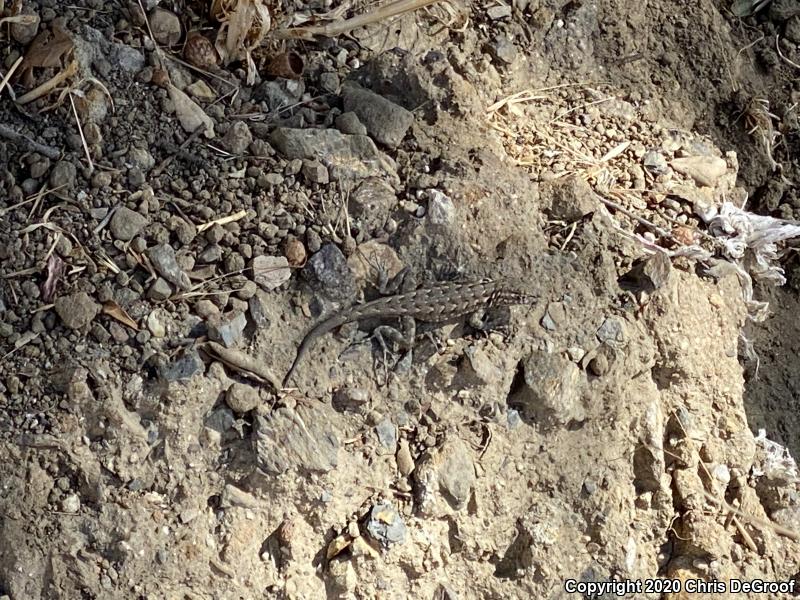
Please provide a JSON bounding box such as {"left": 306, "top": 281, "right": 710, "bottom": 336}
{"left": 487, "top": 4, "right": 512, "bottom": 18}
{"left": 270, "top": 127, "right": 396, "bottom": 181}
{"left": 79, "top": 26, "right": 144, "bottom": 75}
{"left": 285, "top": 158, "right": 303, "bottom": 176}
{"left": 127, "top": 146, "right": 155, "bottom": 171}
{"left": 149, "top": 7, "right": 181, "bottom": 46}
{"left": 147, "top": 244, "right": 191, "bottom": 290}
{"left": 365, "top": 501, "right": 406, "bottom": 549}
{"left": 158, "top": 349, "right": 204, "bottom": 381}
{"left": 304, "top": 244, "right": 356, "bottom": 302}
{"left": 770, "top": 0, "right": 800, "bottom": 21}
{"left": 207, "top": 311, "right": 247, "bottom": 348}
{"left": 195, "top": 299, "right": 220, "bottom": 319}
{"left": 49, "top": 161, "right": 77, "bottom": 189}
{"left": 376, "top": 419, "right": 397, "bottom": 450}
{"left": 620, "top": 252, "right": 671, "bottom": 292}
{"left": 21, "top": 178, "right": 38, "bottom": 195}
{"left": 643, "top": 150, "right": 668, "bottom": 175}
{"left": 10, "top": 10, "right": 39, "bottom": 44}
{"left": 541, "top": 302, "right": 567, "bottom": 332}
{"left": 55, "top": 292, "right": 100, "bottom": 329}
{"left": 110, "top": 206, "right": 148, "bottom": 241}
{"left": 489, "top": 35, "right": 517, "bottom": 65}
{"left": 348, "top": 178, "right": 396, "bottom": 233}
{"left": 342, "top": 83, "right": 413, "bottom": 148}
{"left": 253, "top": 79, "right": 304, "bottom": 112}
{"left": 226, "top": 382, "right": 260, "bottom": 413}
{"left": 596, "top": 316, "right": 627, "bottom": 348}
{"left": 253, "top": 405, "right": 339, "bottom": 474}
{"left": 427, "top": 190, "right": 455, "bottom": 225}
{"left": 543, "top": 175, "right": 595, "bottom": 221}
{"left": 786, "top": 16, "right": 800, "bottom": 43}
{"left": 198, "top": 244, "right": 222, "bottom": 263}
{"left": 247, "top": 293, "right": 271, "bottom": 328}
{"left": 512, "top": 351, "right": 584, "bottom": 425}
{"left": 259, "top": 172, "right": 284, "bottom": 186}
{"left": 633, "top": 401, "right": 665, "bottom": 493}
{"left": 30, "top": 157, "right": 50, "bottom": 179}
{"left": 332, "top": 387, "right": 370, "bottom": 412}
{"left": 168, "top": 215, "right": 196, "bottom": 245}
{"left": 60, "top": 493, "right": 81, "bottom": 514}
{"left": 252, "top": 255, "right": 291, "bottom": 290}
{"left": 438, "top": 439, "right": 476, "bottom": 510}
{"left": 670, "top": 156, "right": 727, "bottom": 188}
{"left": 301, "top": 159, "right": 329, "bottom": 184}
{"left": 319, "top": 72, "right": 340, "bottom": 94}
{"left": 147, "top": 277, "right": 172, "bottom": 301}
{"left": 222, "top": 121, "right": 253, "bottom": 155}
{"left": 335, "top": 112, "right": 367, "bottom": 135}
{"left": 205, "top": 407, "right": 235, "bottom": 433}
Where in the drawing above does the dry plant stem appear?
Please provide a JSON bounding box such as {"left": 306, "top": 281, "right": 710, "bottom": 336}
{"left": 197, "top": 209, "right": 247, "bottom": 233}
{"left": 16, "top": 59, "right": 78, "bottom": 105}
{"left": 0, "top": 55, "right": 23, "bottom": 99}
{"left": 69, "top": 92, "right": 94, "bottom": 173}
{"left": 597, "top": 194, "right": 675, "bottom": 240}
{"left": 275, "top": 0, "right": 442, "bottom": 38}
{"left": 0, "top": 123, "right": 60, "bottom": 159}
{"left": 703, "top": 491, "right": 799, "bottom": 542}
{"left": 775, "top": 35, "right": 800, "bottom": 70}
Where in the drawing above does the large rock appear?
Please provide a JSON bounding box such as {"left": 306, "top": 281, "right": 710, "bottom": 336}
{"left": 252, "top": 405, "right": 339, "bottom": 474}
{"left": 270, "top": 127, "right": 397, "bottom": 182}
{"left": 342, "top": 83, "right": 413, "bottom": 148}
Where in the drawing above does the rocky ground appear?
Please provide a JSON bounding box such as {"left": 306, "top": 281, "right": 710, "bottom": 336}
{"left": 1, "top": 0, "right": 800, "bottom": 598}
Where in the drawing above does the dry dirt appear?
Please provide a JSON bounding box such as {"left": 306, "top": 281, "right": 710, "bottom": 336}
{"left": 1, "top": 0, "right": 800, "bottom": 599}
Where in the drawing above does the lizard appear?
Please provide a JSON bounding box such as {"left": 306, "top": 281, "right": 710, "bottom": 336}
{"left": 282, "top": 278, "right": 536, "bottom": 387}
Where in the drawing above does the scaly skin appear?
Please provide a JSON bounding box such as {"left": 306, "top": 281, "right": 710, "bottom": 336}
{"left": 282, "top": 279, "right": 535, "bottom": 387}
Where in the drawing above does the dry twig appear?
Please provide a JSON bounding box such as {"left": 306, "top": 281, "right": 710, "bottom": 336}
{"left": 0, "top": 123, "right": 60, "bottom": 159}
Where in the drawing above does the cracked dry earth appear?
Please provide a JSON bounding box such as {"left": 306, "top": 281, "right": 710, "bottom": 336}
{"left": 2, "top": 0, "right": 800, "bottom": 599}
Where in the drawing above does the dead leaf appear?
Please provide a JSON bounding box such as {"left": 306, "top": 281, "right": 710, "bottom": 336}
{"left": 102, "top": 301, "right": 139, "bottom": 330}
{"left": 41, "top": 254, "right": 66, "bottom": 302}
{"left": 212, "top": 0, "right": 271, "bottom": 85}
{"left": 167, "top": 84, "right": 215, "bottom": 138}
{"left": 18, "top": 24, "right": 74, "bottom": 83}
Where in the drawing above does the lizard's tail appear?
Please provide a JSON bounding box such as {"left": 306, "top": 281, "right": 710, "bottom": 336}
{"left": 281, "top": 312, "right": 351, "bottom": 387}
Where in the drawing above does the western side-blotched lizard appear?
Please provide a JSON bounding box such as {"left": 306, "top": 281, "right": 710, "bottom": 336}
{"left": 282, "top": 278, "right": 535, "bottom": 386}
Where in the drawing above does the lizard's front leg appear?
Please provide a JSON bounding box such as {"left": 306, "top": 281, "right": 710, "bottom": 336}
{"left": 467, "top": 305, "right": 512, "bottom": 337}
{"left": 373, "top": 315, "right": 416, "bottom": 380}
{"left": 377, "top": 265, "right": 416, "bottom": 296}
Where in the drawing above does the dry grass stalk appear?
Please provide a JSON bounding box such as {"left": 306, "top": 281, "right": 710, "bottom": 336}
{"left": 197, "top": 209, "right": 247, "bottom": 233}
{"left": 16, "top": 59, "right": 77, "bottom": 104}
{"left": 775, "top": 34, "right": 800, "bottom": 70}
{"left": 274, "top": 0, "right": 443, "bottom": 39}
{"left": 742, "top": 97, "right": 780, "bottom": 171}
{"left": 69, "top": 91, "right": 94, "bottom": 172}
{"left": 0, "top": 55, "right": 22, "bottom": 99}
{"left": 0, "top": 122, "right": 60, "bottom": 159}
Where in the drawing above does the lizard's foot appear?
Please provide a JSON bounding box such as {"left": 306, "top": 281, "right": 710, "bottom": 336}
{"left": 467, "top": 306, "right": 513, "bottom": 338}
{"left": 372, "top": 317, "right": 415, "bottom": 382}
